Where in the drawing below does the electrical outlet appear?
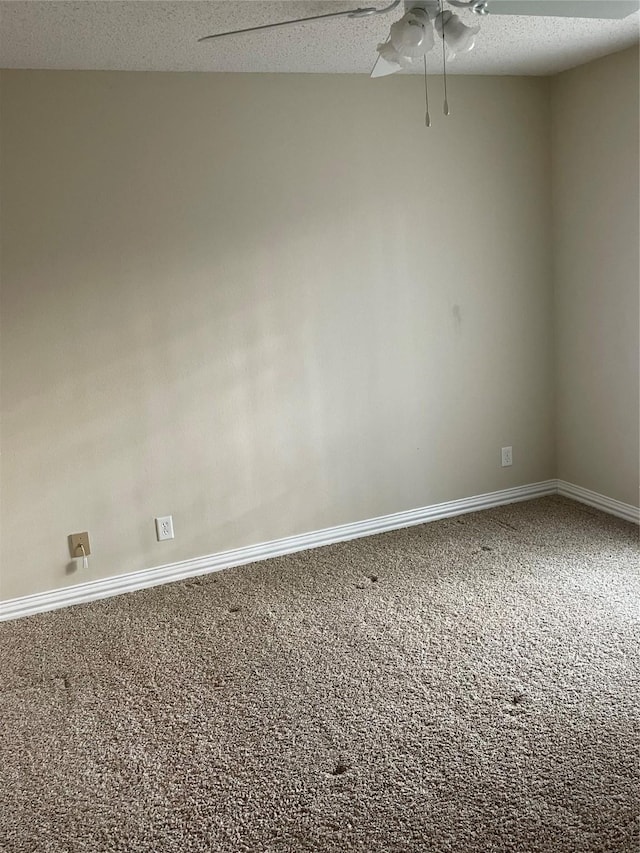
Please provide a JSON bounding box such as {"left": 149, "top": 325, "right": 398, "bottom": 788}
{"left": 501, "top": 446, "right": 513, "bottom": 467}
{"left": 155, "top": 516, "right": 174, "bottom": 541}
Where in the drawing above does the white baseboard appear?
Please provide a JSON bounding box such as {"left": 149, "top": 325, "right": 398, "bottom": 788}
{"left": 557, "top": 480, "right": 640, "bottom": 525}
{"left": 3, "top": 479, "right": 637, "bottom": 623}
{"left": 0, "top": 480, "right": 557, "bottom": 623}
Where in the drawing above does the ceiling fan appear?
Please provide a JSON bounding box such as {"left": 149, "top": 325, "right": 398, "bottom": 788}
{"left": 199, "top": 0, "right": 640, "bottom": 122}
{"left": 198, "top": 1, "right": 640, "bottom": 47}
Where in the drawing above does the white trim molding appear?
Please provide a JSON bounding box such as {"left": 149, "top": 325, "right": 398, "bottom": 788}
{"left": 557, "top": 480, "right": 640, "bottom": 525}
{"left": 0, "top": 480, "right": 556, "bottom": 623}
{"left": 3, "top": 478, "right": 638, "bottom": 623}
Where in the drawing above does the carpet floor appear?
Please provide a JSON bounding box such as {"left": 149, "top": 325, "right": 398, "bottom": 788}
{"left": 1, "top": 496, "right": 639, "bottom": 853}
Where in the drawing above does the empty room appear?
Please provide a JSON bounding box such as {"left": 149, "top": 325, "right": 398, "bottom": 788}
{"left": 0, "top": 1, "right": 638, "bottom": 850}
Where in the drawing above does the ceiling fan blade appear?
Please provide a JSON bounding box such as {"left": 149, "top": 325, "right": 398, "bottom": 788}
{"left": 198, "top": 0, "right": 402, "bottom": 42}
{"left": 482, "top": 1, "right": 640, "bottom": 18}
{"left": 199, "top": 9, "right": 371, "bottom": 41}
{"left": 371, "top": 53, "right": 401, "bottom": 76}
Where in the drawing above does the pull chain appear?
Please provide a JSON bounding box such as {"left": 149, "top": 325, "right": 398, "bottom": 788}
{"left": 423, "top": 55, "right": 431, "bottom": 127}
{"left": 441, "top": 3, "right": 450, "bottom": 115}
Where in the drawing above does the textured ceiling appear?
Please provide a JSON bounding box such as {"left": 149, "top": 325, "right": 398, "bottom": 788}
{"left": 0, "top": 1, "right": 638, "bottom": 75}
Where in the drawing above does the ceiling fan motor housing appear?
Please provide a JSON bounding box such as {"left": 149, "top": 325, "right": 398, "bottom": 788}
{"left": 404, "top": 0, "right": 440, "bottom": 15}
{"left": 404, "top": 0, "right": 487, "bottom": 13}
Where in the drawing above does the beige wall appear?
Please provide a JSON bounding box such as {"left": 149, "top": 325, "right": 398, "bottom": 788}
{"left": 552, "top": 47, "right": 640, "bottom": 507}
{"left": 0, "top": 70, "right": 555, "bottom": 601}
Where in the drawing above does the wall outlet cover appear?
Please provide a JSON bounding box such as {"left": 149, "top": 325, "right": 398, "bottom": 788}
{"left": 501, "top": 446, "right": 513, "bottom": 467}
{"left": 155, "top": 516, "right": 175, "bottom": 541}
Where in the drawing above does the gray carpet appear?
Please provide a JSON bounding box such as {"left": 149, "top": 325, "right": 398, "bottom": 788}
{"left": 1, "top": 496, "right": 639, "bottom": 853}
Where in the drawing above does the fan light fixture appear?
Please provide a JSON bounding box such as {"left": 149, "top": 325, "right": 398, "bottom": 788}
{"left": 390, "top": 8, "right": 434, "bottom": 55}
{"left": 372, "top": 6, "right": 437, "bottom": 76}
{"left": 372, "top": 3, "right": 439, "bottom": 77}
{"left": 371, "top": 0, "right": 486, "bottom": 127}
{"left": 372, "top": 1, "right": 479, "bottom": 121}
{"left": 373, "top": 2, "right": 480, "bottom": 77}
{"left": 435, "top": 10, "right": 480, "bottom": 55}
